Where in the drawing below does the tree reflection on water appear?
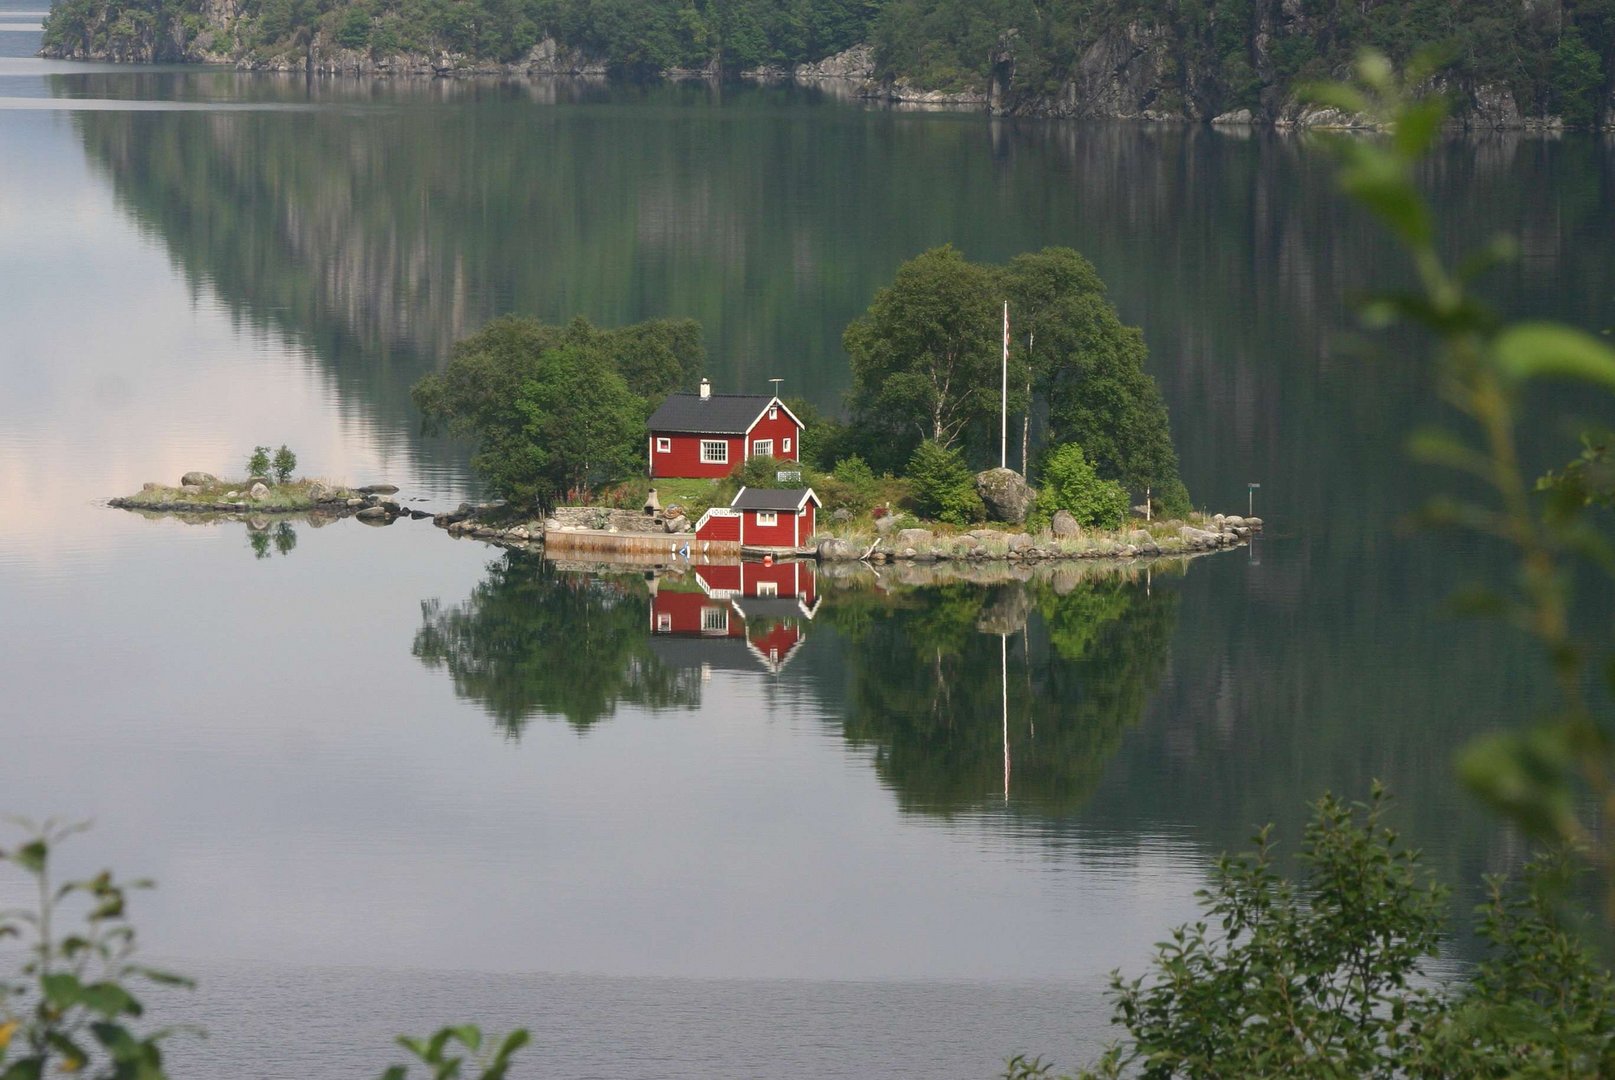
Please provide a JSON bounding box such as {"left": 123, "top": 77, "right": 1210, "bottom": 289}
{"left": 414, "top": 552, "right": 1180, "bottom": 821}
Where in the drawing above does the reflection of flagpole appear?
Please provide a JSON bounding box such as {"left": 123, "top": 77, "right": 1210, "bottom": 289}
{"left": 1000, "top": 302, "right": 1009, "bottom": 470}
{"left": 1001, "top": 632, "right": 1010, "bottom": 801}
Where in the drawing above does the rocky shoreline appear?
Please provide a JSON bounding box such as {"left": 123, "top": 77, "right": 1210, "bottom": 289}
{"left": 109, "top": 474, "right": 428, "bottom": 523}
{"left": 424, "top": 498, "right": 1263, "bottom": 564}
{"left": 113, "top": 473, "right": 1264, "bottom": 565}
{"left": 38, "top": 30, "right": 1610, "bottom": 132}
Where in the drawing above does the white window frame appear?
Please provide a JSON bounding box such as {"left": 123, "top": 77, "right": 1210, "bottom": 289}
{"left": 782, "top": 437, "right": 792, "bottom": 454}
{"left": 755, "top": 511, "right": 778, "bottom": 527}
{"left": 656, "top": 613, "right": 672, "bottom": 632}
{"left": 700, "top": 440, "right": 728, "bottom": 464}
{"left": 656, "top": 437, "right": 671, "bottom": 453}
{"left": 769, "top": 405, "right": 779, "bottom": 420}
{"left": 701, "top": 606, "right": 729, "bottom": 634}
{"left": 756, "top": 580, "right": 778, "bottom": 597}
{"left": 751, "top": 439, "right": 773, "bottom": 459}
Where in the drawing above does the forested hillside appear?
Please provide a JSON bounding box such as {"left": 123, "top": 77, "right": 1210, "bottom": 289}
{"left": 40, "top": 0, "right": 1615, "bottom": 126}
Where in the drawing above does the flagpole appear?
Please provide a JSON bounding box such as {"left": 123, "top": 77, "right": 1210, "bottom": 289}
{"left": 1001, "top": 301, "right": 1008, "bottom": 469}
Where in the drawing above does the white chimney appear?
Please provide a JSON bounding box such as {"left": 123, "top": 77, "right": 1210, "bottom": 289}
{"left": 699, "top": 378, "right": 711, "bottom": 400}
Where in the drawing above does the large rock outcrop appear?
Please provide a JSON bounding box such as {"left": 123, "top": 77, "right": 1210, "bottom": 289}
{"left": 974, "top": 468, "right": 1034, "bottom": 524}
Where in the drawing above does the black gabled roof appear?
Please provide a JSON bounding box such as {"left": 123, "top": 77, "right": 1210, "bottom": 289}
{"left": 646, "top": 393, "right": 803, "bottom": 435}
{"left": 730, "top": 486, "right": 819, "bottom": 512}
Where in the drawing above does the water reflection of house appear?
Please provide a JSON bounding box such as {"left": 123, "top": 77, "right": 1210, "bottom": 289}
{"left": 648, "top": 561, "right": 819, "bottom": 674}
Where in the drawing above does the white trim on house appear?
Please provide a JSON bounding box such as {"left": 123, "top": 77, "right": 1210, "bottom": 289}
{"left": 656, "top": 436, "right": 671, "bottom": 453}
{"left": 782, "top": 437, "right": 792, "bottom": 454}
{"left": 740, "top": 397, "right": 807, "bottom": 439}
{"left": 751, "top": 438, "right": 773, "bottom": 458}
{"left": 701, "top": 606, "right": 729, "bottom": 635}
{"left": 755, "top": 510, "right": 778, "bottom": 527}
{"left": 700, "top": 439, "right": 728, "bottom": 464}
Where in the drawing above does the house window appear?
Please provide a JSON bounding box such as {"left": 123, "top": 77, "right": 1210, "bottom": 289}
{"left": 656, "top": 613, "right": 672, "bottom": 633}
{"left": 756, "top": 581, "right": 778, "bottom": 597}
{"left": 701, "top": 606, "right": 728, "bottom": 634}
{"left": 769, "top": 405, "right": 779, "bottom": 420}
{"left": 751, "top": 439, "right": 773, "bottom": 458}
{"left": 755, "top": 511, "right": 777, "bottom": 527}
{"left": 782, "top": 437, "right": 792, "bottom": 454}
{"left": 700, "top": 440, "right": 728, "bottom": 464}
{"left": 655, "top": 437, "right": 671, "bottom": 453}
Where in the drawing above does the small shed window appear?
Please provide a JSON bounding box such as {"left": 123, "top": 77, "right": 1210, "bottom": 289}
{"left": 756, "top": 581, "right": 778, "bottom": 597}
{"left": 701, "top": 606, "right": 729, "bottom": 634}
{"left": 701, "top": 440, "right": 728, "bottom": 464}
{"left": 782, "top": 437, "right": 792, "bottom": 453}
{"left": 756, "top": 511, "right": 778, "bottom": 526}
{"left": 656, "top": 613, "right": 672, "bottom": 632}
{"left": 656, "top": 437, "right": 671, "bottom": 453}
{"left": 769, "top": 405, "right": 779, "bottom": 420}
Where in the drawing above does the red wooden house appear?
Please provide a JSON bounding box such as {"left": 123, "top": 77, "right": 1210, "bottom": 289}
{"left": 694, "top": 487, "right": 820, "bottom": 551}
{"left": 646, "top": 378, "right": 804, "bottom": 479}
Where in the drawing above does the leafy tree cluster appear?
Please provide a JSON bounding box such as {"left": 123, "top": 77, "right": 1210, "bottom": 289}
{"left": 47, "top": 0, "right": 1611, "bottom": 127}
{"left": 844, "top": 245, "right": 1187, "bottom": 511}
{"left": 45, "top": 0, "right": 878, "bottom": 70}
{"left": 869, "top": 0, "right": 1615, "bottom": 124}
{"left": 412, "top": 314, "right": 703, "bottom": 507}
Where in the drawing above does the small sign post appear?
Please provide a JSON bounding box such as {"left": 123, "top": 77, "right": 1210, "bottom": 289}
{"left": 1248, "top": 482, "right": 1261, "bottom": 517}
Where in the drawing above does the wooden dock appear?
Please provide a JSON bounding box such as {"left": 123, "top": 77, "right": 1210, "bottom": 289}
{"left": 543, "top": 527, "right": 741, "bottom": 559}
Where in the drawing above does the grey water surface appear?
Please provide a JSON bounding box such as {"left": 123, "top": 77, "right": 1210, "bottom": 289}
{"left": 2, "top": 7, "right": 1612, "bottom": 1075}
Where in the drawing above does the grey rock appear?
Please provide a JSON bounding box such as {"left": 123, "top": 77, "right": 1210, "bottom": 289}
{"left": 249, "top": 482, "right": 270, "bottom": 501}
{"left": 663, "top": 515, "right": 689, "bottom": 534}
{"left": 831, "top": 507, "right": 853, "bottom": 523}
{"left": 180, "top": 484, "right": 202, "bottom": 495}
{"left": 974, "top": 467, "right": 1035, "bottom": 524}
{"left": 1051, "top": 510, "right": 1081, "bottom": 538}
{"left": 356, "top": 504, "right": 390, "bottom": 521}
{"left": 816, "top": 537, "right": 859, "bottom": 562}
{"left": 1212, "top": 108, "right": 1254, "bottom": 125}
{"left": 1006, "top": 532, "right": 1035, "bottom": 552}
{"left": 359, "top": 483, "right": 399, "bottom": 495}
{"left": 180, "top": 472, "right": 217, "bottom": 487}
{"left": 874, "top": 514, "right": 898, "bottom": 534}
{"left": 896, "top": 528, "right": 934, "bottom": 547}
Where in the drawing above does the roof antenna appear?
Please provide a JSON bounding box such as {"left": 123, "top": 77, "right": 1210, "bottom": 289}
{"left": 769, "top": 378, "right": 783, "bottom": 399}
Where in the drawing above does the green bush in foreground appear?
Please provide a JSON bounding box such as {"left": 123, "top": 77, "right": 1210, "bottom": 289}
{"left": 1005, "top": 788, "right": 1615, "bottom": 1080}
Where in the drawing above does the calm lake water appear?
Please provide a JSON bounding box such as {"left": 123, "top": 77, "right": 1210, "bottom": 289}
{"left": 3, "top": 5, "right": 1614, "bottom": 1074}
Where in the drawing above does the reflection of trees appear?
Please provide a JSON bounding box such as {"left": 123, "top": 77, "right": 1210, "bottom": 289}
{"left": 820, "top": 576, "right": 1178, "bottom": 816}
{"left": 412, "top": 552, "right": 701, "bottom": 734}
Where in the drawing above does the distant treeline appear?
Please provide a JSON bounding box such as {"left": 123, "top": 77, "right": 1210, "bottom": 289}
{"left": 42, "top": 0, "right": 1615, "bottom": 124}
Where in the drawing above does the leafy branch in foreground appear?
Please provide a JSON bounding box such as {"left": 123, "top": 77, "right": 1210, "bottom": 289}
{"left": 0, "top": 818, "right": 193, "bottom": 1080}
{"left": 1308, "top": 53, "right": 1615, "bottom": 912}
{"left": 1004, "top": 788, "right": 1615, "bottom": 1079}
{"left": 0, "top": 822, "right": 533, "bottom": 1079}
{"left": 381, "top": 1025, "right": 530, "bottom": 1080}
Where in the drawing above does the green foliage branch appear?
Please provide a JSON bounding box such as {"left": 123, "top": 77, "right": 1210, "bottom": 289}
{"left": 1305, "top": 53, "right": 1615, "bottom": 914}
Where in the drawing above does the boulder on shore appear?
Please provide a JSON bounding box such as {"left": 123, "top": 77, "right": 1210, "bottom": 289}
{"left": 249, "top": 482, "right": 270, "bottom": 501}
{"left": 974, "top": 468, "right": 1035, "bottom": 524}
{"left": 816, "top": 537, "right": 860, "bottom": 561}
{"left": 180, "top": 471, "right": 218, "bottom": 487}
{"left": 896, "top": 528, "right": 934, "bottom": 547}
{"left": 1051, "top": 510, "right": 1081, "bottom": 538}
{"left": 359, "top": 483, "right": 399, "bottom": 495}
